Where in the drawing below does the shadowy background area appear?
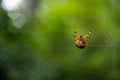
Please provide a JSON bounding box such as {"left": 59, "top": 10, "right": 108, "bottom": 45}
{"left": 0, "top": 0, "right": 120, "bottom": 80}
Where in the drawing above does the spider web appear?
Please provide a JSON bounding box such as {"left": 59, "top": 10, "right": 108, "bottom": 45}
{"left": 83, "top": 0, "right": 119, "bottom": 80}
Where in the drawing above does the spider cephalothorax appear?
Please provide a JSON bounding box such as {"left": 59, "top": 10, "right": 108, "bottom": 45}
{"left": 73, "top": 27, "right": 95, "bottom": 49}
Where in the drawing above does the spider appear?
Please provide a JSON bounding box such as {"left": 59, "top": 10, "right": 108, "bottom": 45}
{"left": 73, "top": 27, "right": 95, "bottom": 49}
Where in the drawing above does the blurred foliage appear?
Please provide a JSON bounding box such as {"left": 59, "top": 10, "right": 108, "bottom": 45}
{"left": 0, "top": 0, "right": 120, "bottom": 80}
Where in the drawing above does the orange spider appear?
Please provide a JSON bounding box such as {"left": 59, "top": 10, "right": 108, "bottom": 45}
{"left": 73, "top": 28, "right": 95, "bottom": 49}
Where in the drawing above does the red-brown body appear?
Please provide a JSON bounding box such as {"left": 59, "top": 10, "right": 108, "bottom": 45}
{"left": 74, "top": 36, "right": 86, "bottom": 48}
{"left": 73, "top": 28, "right": 95, "bottom": 49}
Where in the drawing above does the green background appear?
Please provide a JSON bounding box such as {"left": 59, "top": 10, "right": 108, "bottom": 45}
{"left": 0, "top": 0, "right": 119, "bottom": 80}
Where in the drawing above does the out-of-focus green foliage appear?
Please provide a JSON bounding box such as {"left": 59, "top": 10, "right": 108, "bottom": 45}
{"left": 0, "top": 0, "right": 120, "bottom": 80}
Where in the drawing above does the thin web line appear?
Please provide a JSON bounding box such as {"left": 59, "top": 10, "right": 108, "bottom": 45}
{"left": 87, "top": 44, "right": 118, "bottom": 47}
{"left": 97, "top": 0, "right": 118, "bottom": 80}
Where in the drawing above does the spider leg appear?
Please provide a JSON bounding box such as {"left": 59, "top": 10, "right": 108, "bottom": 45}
{"left": 73, "top": 26, "right": 77, "bottom": 37}
{"left": 87, "top": 37, "right": 91, "bottom": 41}
{"left": 83, "top": 29, "right": 95, "bottom": 39}
{"left": 73, "top": 31, "right": 77, "bottom": 37}
{"left": 82, "top": 34, "right": 89, "bottom": 39}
